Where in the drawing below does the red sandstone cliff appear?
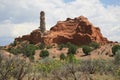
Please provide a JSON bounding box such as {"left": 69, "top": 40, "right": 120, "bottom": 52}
{"left": 15, "top": 16, "right": 110, "bottom": 46}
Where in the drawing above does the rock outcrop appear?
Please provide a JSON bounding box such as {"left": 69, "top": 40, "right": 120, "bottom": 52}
{"left": 15, "top": 16, "right": 110, "bottom": 46}
{"left": 15, "top": 29, "right": 42, "bottom": 44}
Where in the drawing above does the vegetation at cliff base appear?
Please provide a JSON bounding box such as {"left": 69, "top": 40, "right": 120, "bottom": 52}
{"left": 60, "top": 53, "right": 66, "bottom": 60}
{"left": 8, "top": 44, "right": 38, "bottom": 60}
{"left": 90, "top": 42, "right": 100, "bottom": 49}
{"left": 112, "top": 45, "right": 120, "bottom": 55}
{"left": 82, "top": 45, "right": 92, "bottom": 55}
{"left": 40, "top": 50, "right": 49, "bottom": 58}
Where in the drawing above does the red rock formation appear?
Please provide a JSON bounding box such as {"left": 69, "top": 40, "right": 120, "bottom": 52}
{"left": 15, "top": 16, "right": 110, "bottom": 46}
{"left": 15, "top": 29, "right": 42, "bottom": 44}
{"left": 43, "top": 16, "right": 109, "bottom": 45}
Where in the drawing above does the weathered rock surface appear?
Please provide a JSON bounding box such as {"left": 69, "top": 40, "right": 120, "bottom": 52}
{"left": 15, "top": 16, "right": 110, "bottom": 46}
{"left": 15, "top": 29, "right": 42, "bottom": 44}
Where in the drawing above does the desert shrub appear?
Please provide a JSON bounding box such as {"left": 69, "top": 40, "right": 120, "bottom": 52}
{"left": 39, "top": 43, "right": 45, "bottom": 50}
{"left": 40, "top": 50, "right": 49, "bottom": 58}
{"left": 66, "top": 42, "right": 72, "bottom": 47}
{"left": 104, "top": 60, "right": 115, "bottom": 75}
{"left": 114, "top": 50, "right": 120, "bottom": 65}
{"left": 94, "top": 59, "right": 109, "bottom": 75}
{"left": 7, "top": 44, "right": 38, "bottom": 60}
{"left": 63, "top": 63, "right": 78, "bottom": 80}
{"left": 8, "top": 47, "right": 21, "bottom": 55}
{"left": 112, "top": 45, "right": 120, "bottom": 55}
{"left": 46, "top": 45, "right": 52, "bottom": 49}
{"left": 11, "top": 41, "right": 17, "bottom": 46}
{"left": 22, "top": 44, "right": 37, "bottom": 59}
{"left": 52, "top": 56, "right": 56, "bottom": 58}
{"left": 66, "top": 54, "right": 77, "bottom": 63}
{"left": 90, "top": 42, "right": 100, "bottom": 49}
{"left": 51, "top": 62, "right": 92, "bottom": 80}
{"left": 0, "top": 54, "right": 30, "bottom": 80}
{"left": 79, "top": 59, "right": 114, "bottom": 75}
{"left": 0, "top": 46, "right": 3, "bottom": 50}
{"left": 67, "top": 43, "right": 78, "bottom": 54}
{"left": 60, "top": 53, "right": 66, "bottom": 60}
{"left": 11, "top": 58, "right": 30, "bottom": 80}
{"left": 79, "top": 59, "right": 97, "bottom": 74}
{"left": 58, "top": 44, "right": 67, "bottom": 50}
{"left": 82, "top": 45, "right": 92, "bottom": 55}
{"left": 36, "top": 58, "right": 62, "bottom": 73}
{"left": 116, "top": 66, "right": 120, "bottom": 79}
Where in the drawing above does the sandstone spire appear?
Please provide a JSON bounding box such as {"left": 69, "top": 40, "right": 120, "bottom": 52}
{"left": 39, "top": 11, "right": 46, "bottom": 34}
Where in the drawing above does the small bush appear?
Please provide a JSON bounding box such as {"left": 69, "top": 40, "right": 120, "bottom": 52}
{"left": 0, "top": 55, "right": 30, "bottom": 80}
{"left": 82, "top": 45, "right": 92, "bottom": 55}
{"left": 67, "top": 43, "right": 78, "bottom": 54}
{"left": 0, "top": 46, "right": 3, "bottom": 50}
{"left": 112, "top": 45, "right": 120, "bottom": 55}
{"left": 60, "top": 53, "right": 66, "bottom": 60}
{"left": 79, "top": 59, "right": 96, "bottom": 74}
{"left": 46, "top": 45, "right": 52, "bottom": 49}
{"left": 66, "top": 54, "right": 77, "bottom": 63}
{"left": 114, "top": 50, "right": 120, "bottom": 65}
{"left": 36, "top": 58, "right": 62, "bottom": 73}
{"left": 58, "top": 44, "right": 66, "bottom": 50}
{"left": 22, "top": 44, "right": 38, "bottom": 58}
{"left": 8, "top": 48, "right": 21, "bottom": 55}
{"left": 9, "top": 41, "right": 17, "bottom": 47}
{"left": 39, "top": 43, "right": 45, "bottom": 50}
{"left": 8, "top": 44, "right": 37, "bottom": 60}
{"left": 90, "top": 42, "right": 100, "bottom": 49}
{"left": 40, "top": 50, "right": 49, "bottom": 58}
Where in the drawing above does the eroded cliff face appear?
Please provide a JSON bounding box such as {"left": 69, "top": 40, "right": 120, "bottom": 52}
{"left": 15, "top": 16, "right": 110, "bottom": 46}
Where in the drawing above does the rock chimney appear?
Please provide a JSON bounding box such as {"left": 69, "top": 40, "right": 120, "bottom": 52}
{"left": 39, "top": 11, "right": 46, "bottom": 35}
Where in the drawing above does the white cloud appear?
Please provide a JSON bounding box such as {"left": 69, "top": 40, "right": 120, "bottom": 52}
{"left": 0, "top": 22, "right": 38, "bottom": 37}
{"left": 0, "top": 0, "right": 120, "bottom": 45}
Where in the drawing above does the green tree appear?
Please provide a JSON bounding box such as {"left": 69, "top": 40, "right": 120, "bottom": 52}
{"left": 112, "top": 45, "right": 120, "bottom": 55}
{"left": 90, "top": 42, "right": 100, "bottom": 49}
{"left": 82, "top": 45, "right": 92, "bottom": 55}
{"left": 60, "top": 53, "right": 66, "bottom": 60}
{"left": 40, "top": 50, "right": 49, "bottom": 58}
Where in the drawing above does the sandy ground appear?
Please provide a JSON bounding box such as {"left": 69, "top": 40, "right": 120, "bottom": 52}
{"left": 0, "top": 43, "right": 118, "bottom": 61}
{"left": 34, "top": 43, "right": 117, "bottom": 60}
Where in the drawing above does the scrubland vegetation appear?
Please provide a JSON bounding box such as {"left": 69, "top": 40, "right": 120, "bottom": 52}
{"left": 0, "top": 42, "right": 120, "bottom": 80}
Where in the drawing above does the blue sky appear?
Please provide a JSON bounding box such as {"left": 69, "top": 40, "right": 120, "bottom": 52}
{"left": 64, "top": 0, "right": 75, "bottom": 3}
{"left": 0, "top": 0, "right": 120, "bottom": 46}
{"left": 64, "top": 0, "right": 120, "bottom": 5}
{"left": 101, "top": 0, "right": 120, "bottom": 6}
